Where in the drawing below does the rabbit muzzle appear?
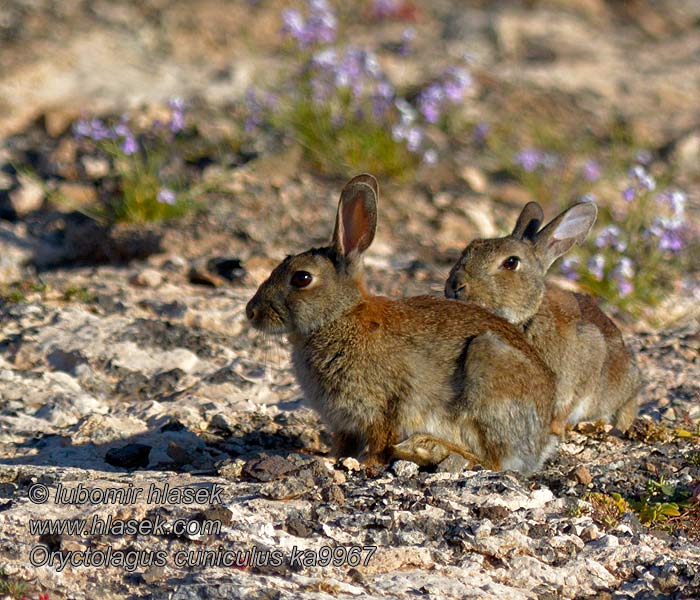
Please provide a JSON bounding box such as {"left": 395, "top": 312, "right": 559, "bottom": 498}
{"left": 246, "top": 294, "right": 288, "bottom": 334}
{"left": 445, "top": 275, "right": 469, "bottom": 300}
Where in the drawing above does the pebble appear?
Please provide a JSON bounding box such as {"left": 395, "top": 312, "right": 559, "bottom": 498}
{"left": 243, "top": 455, "right": 298, "bottom": 482}
{"left": 340, "top": 457, "right": 362, "bottom": 472}
{"left": 391, "top": 460, "right": 420, "bottom": 478}
{"left": 132, "top": 268, "right": 163, "bottom": 288}
{"left": 570, "top": 465, "right": 593, "bottom": 485}
{"left": 81, "top": 156, "right": 111, "bottom": 179}
{"left": 580, "top": 524, "right": 600, "bottom": 542}
{"left": 8, "top": 175, "right": 44, "bottom": 215}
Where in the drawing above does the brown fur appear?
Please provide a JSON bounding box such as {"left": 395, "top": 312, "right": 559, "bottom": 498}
{"left": 446, "top": 201, "right": 641, "bottom": 433}
{"left": 247, "top": 175, "right": 558, "bottom": 473}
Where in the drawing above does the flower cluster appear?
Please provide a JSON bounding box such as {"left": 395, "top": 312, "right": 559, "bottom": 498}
{"left": 246, "top": 0, "right": 472, "bottom": 173}
{"left": 651, "top": 190, "right": 686, "bottom": 253}
{"left": 515, "top": 148, "right": 556, "bottom": 173}
{"left": 74, "top": 117, "right": 139, "bottom": 156}
{"left": 622, "top": 164, "right": 656, "bottom": 201}
{"left": 417, "top": 67, "right": 472, "bottom": 124}
{"left": 71, "top": 99, "right": 189, "bottom": 222}
{"left": 282, "top": 0, "right": 336, "bottom": 48}
{"left": 73, "top": 100, "right": 185, "bottom": 157}
{"left": 559, "top": 158, "right": 693, "bottom": 310}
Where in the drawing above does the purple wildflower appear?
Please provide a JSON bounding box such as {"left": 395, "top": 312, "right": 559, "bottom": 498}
{"left": 423, "top": 149, "right": 438, "bottom": 165}
{"left": 399, "top": 27, "right": 415, "bottom": 55}
{"left": 582, "top": 159, "right": 601, "bottom": 182}
{"left": 281, "top": 0, "right": 337, "bottom": 48}
{"left": 595, "top": 225, "right": 626, "bottom": 252}
{"left": 312, "top": 47, "right": 338, "bottom": 69}
{"left": 617, "top": 279, "right": 634, "bottom": 297}
{"left": 114, "top": 122, "right": 131, "bottom": 138}
{"left": 611, "top": 257, "right": 635, "bottom": 297}
{"left": 442, "top": 67, "right": 471, "bottom": 103}
{"left": 392, "top": 123, "right": 424, "bottom": 152}
{"left": 168, "top": 97, "right": 185, "bottom": 133}
{"left": 560, "top": 256, "right": 580, "bottom": 281}
{"left": 73, "top": 119, "right": 92, "bottom": 138}
{"left": 372, "top": 0, "right": 402, "bottom": 18}
{"left": 588, "top": 254, "right": 605, "bottom": 281}
{"left": 516, "top": 148, "right": 544, "bottom": 173}
{"left": 473, "top": 121, "right": 490, "bottom": 143}
{"left": 657, "top": 190, "right": 686, "bottom": 216}
{"left": 622, "top": 187, "right": 635, "bottom": 202}
{"left": 657, "top": 228, "right": 684, "bottom": 252}
{"left": 90, "top": 118, "right": 112, "bottom": 140}
{"left": 157, "top": 188, "right": 176, "bottom": 205}
{"left": 169, "top": 97, "right": 185, "bottom": 112}
{"left": 282, "top": 9, "right": 306, "bottom": 41}
{"left": 418, "top": 84, "right": 444, "bottom": 123}
{"left": 635, "top": 149, "right": 653, "bottom": 165}
{"left": 121, "top": 135, "right": 138, "bottom": 156}
{"left": 370, "top": 81, "right": 395, "bottom": 118}
{"left": 629, "top": 165, "right": 656, "bottom": 191}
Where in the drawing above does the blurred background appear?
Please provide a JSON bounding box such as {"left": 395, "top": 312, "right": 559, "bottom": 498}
{"left": 0, "top": 0, "right": 699, "bottom": 323}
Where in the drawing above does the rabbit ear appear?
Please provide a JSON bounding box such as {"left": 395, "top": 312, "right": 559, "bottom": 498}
{"left": 332, "top": 174, "right": 378, "bottom": 263}
{"left": 511, "top": 202, "right": 544, "bottom": 240}
{"left": 533, "top": 202, "right": 598, "bottom": 269}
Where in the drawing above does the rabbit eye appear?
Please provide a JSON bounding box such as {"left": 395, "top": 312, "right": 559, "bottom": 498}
{"left": 501, "top": 256, "right": 520, "bottom": 271}
{"left": 290, "top": 271, "right": 313, "bottom": 288}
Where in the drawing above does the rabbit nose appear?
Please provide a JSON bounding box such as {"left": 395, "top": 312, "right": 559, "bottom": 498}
{"left": 245, "top": 299, "right": 258, "bottom": 321}
{"left": 446, "top": 278, "right": 468, "bottom": 299}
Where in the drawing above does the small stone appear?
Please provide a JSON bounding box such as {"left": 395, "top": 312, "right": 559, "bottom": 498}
{"left": 580, "top": 524, "right": 600, "bottom": 542}
{"left": 218, "top": 459, "right": 245, "bottom": 480}
{"left": 286, "top": 515, "right": 314, "bottom": 537}
{"left": 321, "top": 483, "right": 345, "bottom": 505}
{"left": 132, "top": 268, "right": 163, "bottom": 288}
{"left": 673, "top": 131, "right": 700, "bottom": 176}
{"left": 81, "top": 156, "right": 111, "bottom": 179}
{"left": 243, "top": 455, "right": 298, "bottom": 482}
{"left": 569, "top": 465, "right": 593, "bottom": 485}
{"left": 437, "top": 453, "right": 471, "bottom": 473}
{"left": 332, "top": 469, "right": 347, "bottom": 484}
{"left": 105, "top": 443, "right": 151, "bottom": 469}
{"left": 162, "top": 254, "right": 187, "bottom": 272}
{"left": 391, "top": 460, "right": 420, "bottom": 478}
{"left": 260, "top": 477, "right": 311, "bottom": 500}
{"left": 44, "top": 107, "right": 80, "bottom": 137}
{"left": 56, "top": 182, "right": 97, "bottom": 209}
{"left": 340, "top": 457, "right": 362, "bottom": 472}
{"left": 9, "top": 175, "right": 44, "bottom": 215}
{"left": 460, "top": 166, "right": 488, "bottom": 193}
{"left": 475, "top": 504, "right": 510, "bottom": 522}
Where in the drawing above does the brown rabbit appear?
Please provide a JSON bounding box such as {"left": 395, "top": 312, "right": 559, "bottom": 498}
{"left": 445, "top": 201, "right": 640, "bottom": 435}
{"left": 246, "top": 175, "right": 559, "bottom": 472}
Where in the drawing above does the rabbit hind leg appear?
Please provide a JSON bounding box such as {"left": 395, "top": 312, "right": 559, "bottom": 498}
{"left": 391, "top": 433, "right": 487, "bottom": 468}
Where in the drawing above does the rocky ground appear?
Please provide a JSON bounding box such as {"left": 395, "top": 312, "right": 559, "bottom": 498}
{"left": 1, "top": 1, "right": 699, "bottom": 599}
